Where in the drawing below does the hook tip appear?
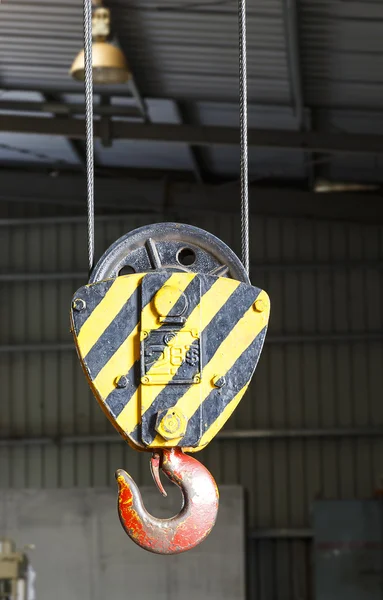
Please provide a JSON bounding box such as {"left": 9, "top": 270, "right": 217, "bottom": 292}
{"left": 150, "top": 451, "right": 168, "bottom": 497}
{"left": 115, "top": 468, "right": 129, "bottom": 485}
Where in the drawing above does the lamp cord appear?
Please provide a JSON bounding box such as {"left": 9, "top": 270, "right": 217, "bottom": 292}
{"left": 84, "top": 0, "right": 95, "bottom": 274}
{"left": 238, "top": 0, "right": 249, "bottom": 276}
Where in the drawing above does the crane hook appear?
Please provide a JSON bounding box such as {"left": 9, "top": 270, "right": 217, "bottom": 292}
{"left": 115, "top": 448, "right": 219, "bottom": 555}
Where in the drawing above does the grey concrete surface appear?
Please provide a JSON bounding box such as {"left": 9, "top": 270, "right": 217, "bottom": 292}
{"left": 0, "top": 485, "right": 245, "bottom": 600}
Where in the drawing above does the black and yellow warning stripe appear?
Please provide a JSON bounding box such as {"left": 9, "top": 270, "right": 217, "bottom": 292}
{"left": 71, "top": 271, "right": 270, "bottom": 452}
{"left": 72, "top": 272, "right": 213, "bottom": 447}
{"left": 140, "top": 281, "right": 261, "bottom": 445}
{"left": 144, "top": 285, "right": 268, "bottom": 449}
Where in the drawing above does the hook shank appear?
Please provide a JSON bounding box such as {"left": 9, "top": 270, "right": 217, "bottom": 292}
{"left": 115, "top": 448, "right": 219, "bottom": 555}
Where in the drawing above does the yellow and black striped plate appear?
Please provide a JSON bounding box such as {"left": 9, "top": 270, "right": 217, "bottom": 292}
{"left": 70, "top": 271, "right": 270, "bottom": 452}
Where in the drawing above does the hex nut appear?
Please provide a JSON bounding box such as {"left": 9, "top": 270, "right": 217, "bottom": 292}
{"left": 115, "top": 375, "right": 128, "bottom": 389}
{"left": 73, "top": 298, "right": 86, "bottom": 312}
{"left": 212, "top": 375, "right": 226, "bottom": 388}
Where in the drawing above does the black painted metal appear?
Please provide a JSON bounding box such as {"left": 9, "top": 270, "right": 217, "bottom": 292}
{"left": 89, "top": 222, "right": 249, "bottom": 284}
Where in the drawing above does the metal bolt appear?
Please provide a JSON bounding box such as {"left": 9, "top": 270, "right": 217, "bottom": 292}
{"left": 254, "top": 299, "right": 266, "bottom": 313}
{"left": 212, "top": 375, "right": 226, "bottom": 388}
{"left": 194, "top": 374, "right": 201, "bottom": 384}
{"left": 115, "top": 375, "right": 128, "bottom": 389}
{"left": 162, "top": 414, "right": 181, "bottom": 435}
{"left": 155, "top": 408, "right": 188, "bottom": 440}
{"left": 141, "top": 330, "right": 149, "bottom": 340}
{"left": 141, "top": 376, "right": 150, "bottom": 384}
{"left": 72, "top": 298, "right": 86, "bottom": 312}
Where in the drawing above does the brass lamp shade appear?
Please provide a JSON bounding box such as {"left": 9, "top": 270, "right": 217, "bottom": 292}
{"left": 70, "top": 42, "right": 131, "bottom": 84}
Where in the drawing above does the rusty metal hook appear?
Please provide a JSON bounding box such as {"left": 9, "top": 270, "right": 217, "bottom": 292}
{"left": 115, "top": 448, "right": 219, "bottom": 555}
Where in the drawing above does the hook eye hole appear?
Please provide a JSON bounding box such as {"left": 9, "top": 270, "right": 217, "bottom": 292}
{"left": 177, "top": 247, "right": 196, "bottom": 267}
{"left": 119, "top": 265, "right": 136, "bottom": 276}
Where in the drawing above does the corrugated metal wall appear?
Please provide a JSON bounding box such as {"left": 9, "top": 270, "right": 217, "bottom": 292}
{"left": 0, "top": 209, "right": 382, "bottom": 599}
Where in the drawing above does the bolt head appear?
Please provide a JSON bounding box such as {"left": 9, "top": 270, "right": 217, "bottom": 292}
{"left": 193, "top": 374, "right": 201, "bottom": 384}
{"left": 115, "top": 375, "right": 128, "bottom": 389}
{"left": 73, "top": 298, "right": 86, "bottom": 312}
{"left": 155, "top": 408, "right": 188, "bottom": 441}
{"left": 141, "top": 375, "right": 150, "bottom": 384}
{"left": 212, "top": 375, "right": 226, "bottom": 388}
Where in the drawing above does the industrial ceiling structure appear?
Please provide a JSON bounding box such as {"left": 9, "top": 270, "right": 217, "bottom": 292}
{"left": 1, "top": 0, "right": 383, "bottom": 186}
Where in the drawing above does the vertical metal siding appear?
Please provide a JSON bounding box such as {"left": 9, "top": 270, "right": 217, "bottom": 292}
{"left": 0, "top": 211, "right": 382, "bottom": 599}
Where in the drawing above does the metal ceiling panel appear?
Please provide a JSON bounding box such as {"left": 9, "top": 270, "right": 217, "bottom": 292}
{"left": 300, "top": 0, "right": 383, "bottom": 109}
{"left": 0, "top": 132, "right": 80, "bottom": 166}
{"left": 0, "top": 0, "right": 289, "bottom": 103}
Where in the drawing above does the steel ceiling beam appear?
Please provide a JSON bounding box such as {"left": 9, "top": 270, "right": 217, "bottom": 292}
{"left": 175, "top": 102, "right": 205, "bottom": 183}
{"left": 2, "top": 115, "right": 383, "bottom": 154}
{"left": 0, "top": 100, "right": 141, "bottom": 118}
{"left": 43, "top": 92, "right": 93, "bottom": 170}
{"left": 128, "top": 79, "right": 149, "bottom": 122}
{"left": 283, "top": 0, "right": 305, "bottom": 131}
{"left": 1, "top": 170, "right": 383, "bottom": 223}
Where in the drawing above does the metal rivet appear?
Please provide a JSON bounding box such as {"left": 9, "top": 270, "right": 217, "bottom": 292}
{"left": 154, "top": 285, "right": 187, "bottom": 318}
{"left": 164, "top": 332, "right": 176, "bottom": 346}
{"left": 115, "top": 375, "right": 128, "bottom": 389}
{"left": 254, "top": 299, "right": 266, "bottom": 313}
{"left": 141, "top": 376, "right": 150, "bottom": 384}
{"left": 193, "top": 374, "right": 201, "bottom": 384}
{"left": 212, "top": 375, "right": 226, "bottom": 388}
{"left": 73, "top": 298, "right": 86, "bottom": 312}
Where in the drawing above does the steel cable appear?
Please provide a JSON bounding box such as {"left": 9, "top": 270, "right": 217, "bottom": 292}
{"left": 82, "top": 0, "right": 247, "bottom": 275}
{"left": 84, "top": 0, "right": 95, "bottom": 273}
{"left": 238, "top": 0, "right": 249, "bottom": 275}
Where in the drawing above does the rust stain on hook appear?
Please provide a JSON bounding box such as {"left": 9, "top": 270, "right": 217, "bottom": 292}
{"left": 115, "top": 448, "right": 219, "bottom": 554}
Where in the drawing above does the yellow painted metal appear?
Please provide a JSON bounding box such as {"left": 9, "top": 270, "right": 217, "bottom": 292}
{"left": 135, "top": 277, "right": 238, "bottom": 424}
{"left": 71, "top": 272, "right": 270, "bottom": 453}
{"left": 77, "top": 276, "right": 141, "bottom": 357}
{"left": 141, "top": 330, "right": 199, "bottom": 385}
{"left": 150, "top": 288, "right": 270, "bottom": 449}
{"left": 91, "top": 273, "right": 190, "bottom": 404}
{"left": 155, "top": 407, "right": 188, "bottom": 441}
{"left": 153, "top": 285, "right": 184, "bottom": 317}
{"left": 186, "top": 383, "right": 249, "bottom": 452}
{"left": 140, "top": 273, "right": 200, "bottom": 405}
